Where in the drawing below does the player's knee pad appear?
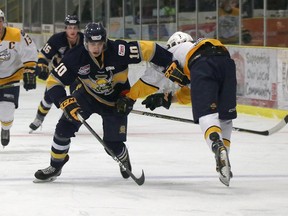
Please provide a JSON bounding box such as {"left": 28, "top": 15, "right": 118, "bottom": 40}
{"left": 55, "top": 117, "right": 81, "bottom": 138}
{"left": 104, "top": 141, "right": 126, "bottom": 156}
{"left": 0, "top": 101, "right": 15, "bottom": 124}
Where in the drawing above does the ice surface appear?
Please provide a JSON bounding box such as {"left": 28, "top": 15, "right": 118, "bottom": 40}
{"left": 0, "top": 83, "right": 288, "bottom": 216}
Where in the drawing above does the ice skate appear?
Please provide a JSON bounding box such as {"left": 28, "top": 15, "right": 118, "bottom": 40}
{"left": 29, "top": 114, "right": 45, "bottom": 133}
{"left": 210, "top": 132, "right": 231, "bottom": 187}
{"left": 33, "top": 155, "right": 69, "bottom": 183}
{"left": 1, "top": 129, "right": 10, "bottom": 147}
{"left": 118, "top": 147, "right": 132, "bottom": 179}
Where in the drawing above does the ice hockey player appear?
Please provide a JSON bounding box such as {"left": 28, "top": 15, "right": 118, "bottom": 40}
{"left": 29, "top": 15, "right": 84, "bottom": 133}
{"left": 125, "top": 31, "right": 236, "bottom": 186}
{"left": 33, "top": 22, "right": 185, "bottom": 183}
{"left": 0, "top": 9, "right": 38, "bottom": 147}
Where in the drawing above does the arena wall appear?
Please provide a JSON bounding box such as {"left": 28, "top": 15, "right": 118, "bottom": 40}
{"left": 30, "top": 34, "right": 288, "bottom": 119}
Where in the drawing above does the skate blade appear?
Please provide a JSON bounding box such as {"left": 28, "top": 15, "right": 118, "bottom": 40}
{"left": 219, "top": 173, "right": 230, "bottom": 187}
{"left": 33, "top": 177, "right": 58, "bottom": 183}
{"left": 219, "top": 150, "right": 231, "bottom": 187}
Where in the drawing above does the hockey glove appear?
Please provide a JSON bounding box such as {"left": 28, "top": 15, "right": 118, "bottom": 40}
{"left": 36, "top": 62, "right": 50, "bottom": 80}
{"left": 60, "top": 96, "right": 83, "bottom": 122}
{"left": 163, "top": 61, "right": 190, "bottom": 87}
{"left": 142, "top": 92, "right": 172, "bottom": 111}
{"left": 23, "top": 67, "right": 36, "bottom": 91}
{"left": 116, "top": 96, "right": 135, "bottom": 115}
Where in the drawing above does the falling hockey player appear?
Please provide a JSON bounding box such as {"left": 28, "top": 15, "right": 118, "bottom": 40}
{"left": 121, "top": 31, "right": 236, "bottom": 186}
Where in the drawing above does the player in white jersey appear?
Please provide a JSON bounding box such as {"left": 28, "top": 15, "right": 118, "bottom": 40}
{"left": 125, "top": 32, "right": 193, "bottom": 108}
{"left": 123, "top": 31, "right": 236, "bottom": 186}
{"left": 0, "top": 9, "right": 38, "bottom": 147}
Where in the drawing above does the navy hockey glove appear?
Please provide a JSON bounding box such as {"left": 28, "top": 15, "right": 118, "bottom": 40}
{"left": 116, "top": 96, "right": 135, "bottom": 115}
{"left": 163, "top": 61, "right": 190, "bottom": 87}
{"left": 142, "top": 92, "right": 172, "bottom": 111}
{"left": 36, "top": 60, "right": 50, "bottom": 80}
{"left": 23, "top": 67, "right": 36, "bottom": 91}
{"left": 60, "top": 96, "right": 83, "bottom": 122}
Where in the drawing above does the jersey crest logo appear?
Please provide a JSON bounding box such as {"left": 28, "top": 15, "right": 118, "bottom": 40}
{"left": 78, "top": 64, "right": 90, "bottom": 75}
{"left": 118, "top": 44, "right": 125, "bottom": 56}
{"left": 0, "top": 49, "right": 11, "bottom": 62}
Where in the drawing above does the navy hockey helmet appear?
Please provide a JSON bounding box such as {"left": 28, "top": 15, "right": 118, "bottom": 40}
{"left": 84, "top": 22, "right": 107, "bottom": 44}
{"left": 64, "top": 15, "right": 80, "bottom": 26}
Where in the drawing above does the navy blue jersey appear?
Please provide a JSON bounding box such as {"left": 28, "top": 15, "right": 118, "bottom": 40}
{"left": 46, "top": 39, "right": 174, "bottom": 107}
{"left": 40, "top": 31, "right": 84, "bottom": 68}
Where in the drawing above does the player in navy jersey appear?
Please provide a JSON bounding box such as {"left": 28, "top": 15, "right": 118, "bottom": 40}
{"left": 34, "top": 22, "right": 183, "bottom": 183}
{"left": 29, "top": 15, "right": 84, "bottom": 132}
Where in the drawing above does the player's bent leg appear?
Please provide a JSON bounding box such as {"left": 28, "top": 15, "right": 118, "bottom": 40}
{"left": 210, "top": 132, "right": 231, "bottom": 187}
{"left": 29, "top": 98, "right": 53, "bottom": 132}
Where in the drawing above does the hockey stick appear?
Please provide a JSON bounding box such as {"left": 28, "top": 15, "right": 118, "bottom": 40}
{"left": 131, "top": 109, "right": 288, "bottom": 136}
{"left": 77, "top": 113, "right": 145, "bottom": 186}
{"left": 0, "top": 83, "right": 20, "bottom": 89}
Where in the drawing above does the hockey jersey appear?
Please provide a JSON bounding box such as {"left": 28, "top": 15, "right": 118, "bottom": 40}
{"left": 39, "top": 31, "right": 84, "bottom": 68}
{"left": 0, "top": 26, "right": 38, "bottom": 85}
{"left": 46, "top": 39, "right": 174, "bottom": 107}
{"left": 126, "top": 38, "right": 225, "bottom": 105}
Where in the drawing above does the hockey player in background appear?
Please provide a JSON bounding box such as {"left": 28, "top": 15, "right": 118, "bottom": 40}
{"left": 0, "top": 9, "right": 38, "bottom": 147}
{"left": 123, "top": 31, "right": 236, "bottom": 186}
{"left": 29, "top": 15, "right": 84, "bottom": 133}
{"left": 34, "top": 22, "right": 184, "bottom": 182}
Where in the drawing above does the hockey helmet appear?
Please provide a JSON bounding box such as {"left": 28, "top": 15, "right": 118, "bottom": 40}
{"left": 166, "top": 31, "right": 193, "bottom": 49}
{"left": 84, "top": 22, "right": 107, "bottom": 43}
{"left": 64, "top": 15, "right": 80, "bottom": 26}
{"left": 0, "top": 9, "right": 5, "bottom": 21}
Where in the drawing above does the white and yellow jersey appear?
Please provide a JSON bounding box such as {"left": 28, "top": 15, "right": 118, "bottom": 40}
{"left": 127, "top": 42, "right": 195, "bottom": 104}
{"left": 0, "top": 26, "right": 38, "bottom": 85}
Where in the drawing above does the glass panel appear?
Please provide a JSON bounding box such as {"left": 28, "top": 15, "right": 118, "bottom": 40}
{"left": 31, "top": 0, "right": 41, "bottom": 33}
{"left": 124, "top": 0, "right": 140, "bottom": 39}
{"left": 109, "top": 0, "right": 124, "bottom": 38}
{"left": 80, "top": 0, "right": 92, "bottom": 26}
{"left": 42, "top": 0, "right": 54, "bottom": 34}
{"left": 94, "top": 0, "right": 106, "bottom": 23}
{"left": 241, "top": 0, "right": 253, "bottom": 45}
{"left": 179, "top": 0, "right": 196, "bottom": 41}
{"left": 141, "top": 0, "right": 157, "bottom": 40}
{"left": 67, "top": 0, "right": 79, "bottom": 17}
{"left": 23, "top": 0, "right": 31, "bottom": 32}
{"left": 159, "top": 0, "right": 176, "bottom": 41}
{"left": 266, "top": 0, "right": 288, "bottom": 47}
{"left": 7, "top": 0, "right": 22, "bottom": 23}
{"left": 242, "top": 0, "right": 264, "bottom": 46}
{"left": 54, "top": 0, "right": 66, "bottom": 33}
{"left": 42, "top": 0, "right": 53, "bottom": 24}
{"left": 198, "top": 0, "right": 217, "bottom": 40}
{"left": 218, "top": 0, "right": 240, "bottom": 44}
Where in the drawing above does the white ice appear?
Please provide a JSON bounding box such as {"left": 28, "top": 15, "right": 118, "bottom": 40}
{"left": 0, "top": 83, "right": 288, "bottom": 216}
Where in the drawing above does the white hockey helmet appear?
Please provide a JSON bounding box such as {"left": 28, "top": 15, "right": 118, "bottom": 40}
{"left": 0, "top": 9, "right": 4, "bottom": 21}
{"left": 166, "top": 31, "right": 193, "bottom": 49}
